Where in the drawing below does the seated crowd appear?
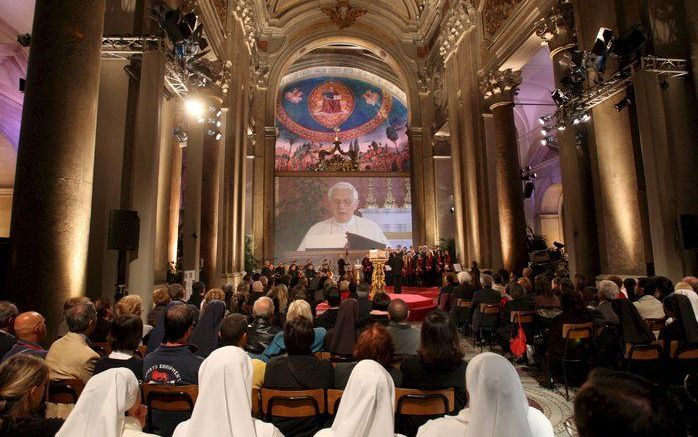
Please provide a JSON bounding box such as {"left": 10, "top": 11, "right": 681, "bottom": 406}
{"left": 0, "top": 262, "right": 696, "bottom": 437}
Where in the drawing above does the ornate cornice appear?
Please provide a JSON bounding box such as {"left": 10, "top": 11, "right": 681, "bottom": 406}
{"left": 479, "top": 68, "right": 522, "bottom": 109}
{"left": 482, "top": 0, "right": 524, "bottom": 39}
{"left": 321, "top": 0, "right": 368, "bottom": 29}
{"left": 436, "top": 0, "right": 477, "bottom": 62}
{"left": 233, "top": 0, "right": 259, "bottom": 50}
{"left": 535, "top": 2, "right": 576, "bottom": 57}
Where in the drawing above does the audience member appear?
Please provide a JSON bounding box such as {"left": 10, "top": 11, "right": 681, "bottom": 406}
{"left": 518, "top": 277, "right": 533, "bottom": 295}
{"left": 94, "top": 314, "right": 144, "bottom": 379}
{"left": 56, "top": 368, "right": 154, "bottom": 437}
{"left": 259, "top": 300, "right": 326, "bottom": 363}
{"left": 417, "top": 352, "right": 553, "bottom": 437}
{"left": 454, "top": 271, "right": 474, "bottom": 300}
{"left": 199, "top": 288, "right": 226, "bottom": 313}
{"left": 89, "top": 297, "right": 112, "bottom": 343}
{"left": 533, "top": 275, "right": 561, "bottom": 309}
{"left": 2, "top": 312, "right": 47, "bottom": 361}
{"left": 264, "top": 317, "right": 333, "bottom": 437}
{"left": 633, "top": 278, "right": 665, "bottom": 320}
{"left": 188, "top": 300, "right": 225, "bottom": 358}
{"left": 268, "top": 284, "right": 289, "bottom": 327}
{"left": 439, "top": 273, "right": 458, "bottom": 294}
{"left": 334, "top": 324, "right": 402, "bottom": 390}
{"left": 0, "top": 302, "right": 18, "bottom": 358}
{"left": 612, "top": 299, "right": 655, "bottom": 346}
{"left": 624, "top": 278, "right": 637, "bottom": 302}
{"left": 116, "top": 295, "right": 153, "bottom": 339}
{"left": 317, "top": 360, "right": 401, "bottom": 437}
{"left": 147, "top": 288, "right": 171, "bottom": 328}
{"left": 360, "top": 292, "right": 391, "bottom": 329}
{"left": 400, "top": 310, "right": 466, "bottom": 436}
{"left": 326, "top": 298, "right": 359, "bottom": 356}
{"left": 544, "top": 290, "right": 592, "bottom": 373}
{"left": 315, "top": 287, "right": 341, "bottom": 330}
{"left": 674, "top": 282, "right": 698, "bottom": 322}
{"left": 355, "top": 283, "right": 372, "bottom": 318}
{"left": 574, "top": 368, "right": 686, "bottom": 437}
{"left": 190, "top": 281, "right": 206, "bottom": 309}
{"left": 45, "top": 299, "right": 99, "bottom": 383}
{"left": 172, "top": 347, "right": 282, "bottom": 437}
{"left": 245, "top": 297, "right": 281, "bottom": 354}
{"left": 219, "top": 313, "right": 266, "bottom": 388}
{"left": 469, "top": 274, "right": 500, "bottom": 341}
{"left": 592, "top": 280, "right": 620, "bottom": 326}
{"left": 0, "top": 354, "right": 63, "bottom": 436}
{"left": 654, "top": 276, "right": 674, "bottom": 301}
{"left": 659, "top": 293, "right": 698, "bottom": 345}
{"left": 386, "top": 298, "right": 420, "bottom": 356}
{"left": 144, "top": 305, "right": 203, "bottom": 385}
{"left": 497, "top": 282, "right": 535, "bottom": 351}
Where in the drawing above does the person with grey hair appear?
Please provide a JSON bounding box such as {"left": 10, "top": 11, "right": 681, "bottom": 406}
{"left": 46, "top": 299, "right": 99, "bottom": 381}
{"left": 0, "top": 301, "right": 19, "bottom": 358}
{"left": 592, "top": 280, "right": 621, "bottom": 326}
{"left": 469, "top": 274, "right": 501, "bottom": 343}
{"left": 245, "top": 297, "right": 280, "bottom": 354}
{"left": 296, "top": 181, "right": 389, "bottom": 251}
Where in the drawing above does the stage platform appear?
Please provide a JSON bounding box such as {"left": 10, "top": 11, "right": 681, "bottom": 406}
{"left": 316, "top": 286, "right": 439, "bottom": 322}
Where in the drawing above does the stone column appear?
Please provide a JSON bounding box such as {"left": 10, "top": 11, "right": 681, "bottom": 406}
{"left": 199, "top": 94, "right": 224, "bottom": 288}
{"left": 407, "top": 127, "right": 426, "bottom": 245}
{"left": 167, "top": 130, "right": 184, "bottom": 268}
{"left": 182, "top": 113, "right": 205, "bottom": 281}
{"left": 262, "top": 127, "right": 277, "bottom": 260}
{"left": 537, "top": 4, "right": 600, "bottom": 278}
{"left": 251, "top": 86, "right": 266, "bottom": 263}
{"left": 7, "top": 0, "right": 106, "bottom": 337}
{"left": 417, "top": 90, "right": 438, "bottom": 245}
{"left": 480, "top": 69, "right": 528, "bottom": 273}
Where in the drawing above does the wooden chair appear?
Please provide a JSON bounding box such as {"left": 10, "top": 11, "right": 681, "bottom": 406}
{"left": 560, "top": 322, "right": 593, "bottom": 401}
{"left": 645, "top": 318, "right": 666, "bottom": 333}
{"left": 314, "top": 351, "right": 331, "bottom": 361}
{"left": 327, "top": 389, "right": 343, "bottom": 415}
{"left": 456, "top": 299, "right": 472, "bottom": 335}
{"left": 260, "top": 388, "right": 326, "bottom": 420}
{"left": 395, "top": 388, "right": 455, "bottom": 430}
{"left": 624, "top": 342, "right": 662, "bottom": 373}
{"left": 478, "top": 303, "right": 501, "bottom": 351}
{"left": 457, "top": 299, "right": 471, "bottom": 309}
{"left": 48, "top": 378, "right": 85, "bottom": 404}
{"left": 141, "top": 384, "right": 198, "bottom": 433}
{"left": 251, "top": 387, "right": 262, "bottom": 418}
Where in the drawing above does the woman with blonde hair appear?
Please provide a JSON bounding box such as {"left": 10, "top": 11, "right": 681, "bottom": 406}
{"left": 116, "top": 295, "right": 153, "bottom": 338}
{"left": 200, "top": 288, "right": 226, "bottom": 313}
{"left": 0, "top": 354, "right": 64, "bottom": 436}
{"left": 147, "top": 288, "right": 171, "bottom": 327}
{"left": 258, "top": 299, "right": 326, "bottom": 362}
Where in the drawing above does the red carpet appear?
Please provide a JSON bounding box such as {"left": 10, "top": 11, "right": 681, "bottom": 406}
{"left": 316, "top": 286, "right": 438, "bottom": 322}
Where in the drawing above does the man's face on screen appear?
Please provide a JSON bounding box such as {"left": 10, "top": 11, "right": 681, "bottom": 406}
{"left": 329, "top": 188, "right": 358, "bottom": 223}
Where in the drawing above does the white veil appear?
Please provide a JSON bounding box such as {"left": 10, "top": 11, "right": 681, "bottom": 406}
{"left": 56, "top": 368, "right": 139, "bottom": 437}
{"left": 172, "top": 346, "right": 282, "bottom": 437}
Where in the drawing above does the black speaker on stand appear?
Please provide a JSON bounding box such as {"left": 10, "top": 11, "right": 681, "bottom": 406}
{"left": 108, "top": 210, "right": 140, "bottom": 302}
{"left": 680, "top": 214, "right": 698, "bottom": 250}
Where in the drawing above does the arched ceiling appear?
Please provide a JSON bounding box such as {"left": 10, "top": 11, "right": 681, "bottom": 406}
{"left": 266, "top": 0, "right": 421, "bottom": 22}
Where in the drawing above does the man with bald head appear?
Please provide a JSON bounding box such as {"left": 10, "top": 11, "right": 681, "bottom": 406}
{"left": 2, "top": 311, "right": 47, "bottom": 361}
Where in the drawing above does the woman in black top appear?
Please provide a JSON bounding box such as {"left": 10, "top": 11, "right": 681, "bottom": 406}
{"left": 93, "top": 314, "right": 144, "bottom": 380}
{"left": 264, "top": 317, "right": 333, "bottom": 437}
{"left": 399, "top": 310, "right": 467, "bottom": 437}
{"left": 0, "top": 355, "right": 63, "bottom": 437}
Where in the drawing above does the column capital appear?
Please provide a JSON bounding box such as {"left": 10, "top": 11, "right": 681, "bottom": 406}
{"left": 480, "top": 69, "right": 521, "bottom": 110}
{"left": 407, "top": 126, "right": 423, "bottom": 141}
{"left": 535, "top": 2, "right": 577, "bottom": 58}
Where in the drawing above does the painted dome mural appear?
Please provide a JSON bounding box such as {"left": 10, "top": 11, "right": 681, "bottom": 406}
{"left": 275, "top": 75, "right": 409, "bottom": 172}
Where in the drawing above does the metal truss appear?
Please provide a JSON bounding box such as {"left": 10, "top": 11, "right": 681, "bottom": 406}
{"left": 640, "top": 56, "right": 689, "bottom": 77}
{"left": 164, "top": 62, "right": 189, "bottom": 99}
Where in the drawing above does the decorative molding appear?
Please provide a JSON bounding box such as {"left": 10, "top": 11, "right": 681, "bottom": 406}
{"left": 321, "top": 0, "right": 368, "bottom": 29}
{"left": 535, "top": 1, "right": 576, "bottom": 57}
{"left": 436, "top": 0, "right": 477, "bottom": 61}
{"left": 479, "top": 68, "right": 522, "bottom": 109}
{"left": 482, "top": 0, "right": 524, "bottom": 39}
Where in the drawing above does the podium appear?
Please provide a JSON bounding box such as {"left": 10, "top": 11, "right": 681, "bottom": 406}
{"left": 368, "top": 249, "right": 388, "bottom": 298}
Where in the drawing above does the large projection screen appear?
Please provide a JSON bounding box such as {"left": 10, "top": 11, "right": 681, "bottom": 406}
{"left": 274, "top": 176, "right": 412, "bottom": 262}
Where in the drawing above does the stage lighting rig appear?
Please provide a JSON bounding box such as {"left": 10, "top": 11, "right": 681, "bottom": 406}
{"left": 614, "top": 97, "right": 631, "bottom": 111}
{"left": 173, "top": 127, "right": 188, "bottom": 142}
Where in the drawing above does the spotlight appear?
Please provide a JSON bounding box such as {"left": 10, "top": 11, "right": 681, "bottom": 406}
{"left": 541, "top": 136, "right": 555, "bottom": 146}
{"left": 591, "top": 27, "right": 614, "bottom": 57}
{"left": 207, "top": 117, "right": 222, "bottom": 127}
{"left": 557, "top": 125, "right": 566, "bottom": 131}
{"left": 553, "top": 241, "right": 565, "bottom": 250}
{"left": 581, "top": 113, "right": 591, "bottom": 122}
{"left": 185, "top": 98, "right": 205, "bottom": 117}
{"left": 609, "top": 27, "right": 646, "bottom": 59}
{"left": 16, "top": 33, "right": 31, "bottom": 47}
{"left": 538, "top": 114, "right": 553, "bottom": 125}
{"left": 173, "top": 127, "right": 188, "bottom": 142}
{"left": 614, "top": 97, "right": 631, "bottom": 111}
{"left": 449, "top": 206, "right": 455, "bottom": 213}
{"left": 572, "top": 117, "right": 581, "bottom": 125}
{"left": 551, "top": 89, "right": 568, "bottom": 105}
{"left": 541, "top": 127, "right": 551, "bottom": 136}
{"left": 207, "top": 129, "right": 222, "bottom": 141}
{"left": 208, "top": 106, "right": 223, "bottom": 117}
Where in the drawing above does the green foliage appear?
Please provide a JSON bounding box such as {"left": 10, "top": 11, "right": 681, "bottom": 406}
{"left": 439, "top": 237, "right": 456, "bottom": 258}
{"left": 245, "top": 235, "right": 260, "bottom": 274}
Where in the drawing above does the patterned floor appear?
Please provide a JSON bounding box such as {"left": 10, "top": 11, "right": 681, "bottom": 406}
{"left": 460, "top": 337, "right": 574, "bottom": 437}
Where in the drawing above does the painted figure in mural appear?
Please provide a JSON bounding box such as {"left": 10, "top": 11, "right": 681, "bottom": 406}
{"left": 320, "top": 86, "right": 344, "bottom": 114}
{"left": 296, "top": 182, "right": 388, "bottom": 251}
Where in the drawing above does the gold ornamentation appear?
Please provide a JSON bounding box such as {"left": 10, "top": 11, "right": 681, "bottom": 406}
{"left": 403, "top": 178, "right": 412, "bottom": 208}
{"left": 479, "top": 68, "right": 522, "bottom": 108}
{"left": 383, "top": 179, "right": 397, "bottom": 208}
{"left": 321, "top": 0, "right": 367, "bottom": 29}
{"left": 313, "top": 132, "right": 360, "bottom": 171}
{"left": 366, "top": 179, "right": 378, "bottom": 209}
{"left": 483, "top": 0, "right": 524, "bottom": 38}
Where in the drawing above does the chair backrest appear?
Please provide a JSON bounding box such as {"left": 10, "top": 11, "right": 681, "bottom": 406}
{"left": 394, "top": 388, "right": 455, "bottom": 416}
{"left": 327, "top": 389, "right": 343, "bottom": 415}
{"left": 261, "top": 388, "right": 326, "bottom": 418}
{"left": 141, "top": 384, "right": 198, "bottom": 412}
{"left": 251, "top": 387, "right": 262, "bottom": 418}
{"left": 645, "top": 318, "right": 666, "bottom": 332}
{"left": 625, "top": 342, "right": 662, "bottom": 361}
{"left": 511, "top": 311, "right": 535, "bottom": 324}
{"left": 48, "top": 378, "right": 85, "bottom": 404}
{"left": 457, "top": 299, "right": 471, "bottom": 309}
{"left": 438, "top": 293, "right": 456, "bottom": 312}
{"left": 674, "top": 343, "right": 698, "bottom": 360}
{"left": 562, "top": 323, "right": 593, "bottom": 339}
{"left": 480, "top": 303, "right": 500, "bottom": 315}
{"left": 314, "top": 351, "right": 331, "bottom": 361}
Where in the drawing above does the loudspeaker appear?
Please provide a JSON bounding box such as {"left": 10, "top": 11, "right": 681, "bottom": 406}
{"left": 108, "top": 210, "right": 140, "bottom": 251}
{"left": 523, "top": 182, "right": 535, "bottom": 199}
{"left": 680, "top": 214, "right": 698, "bottom": 249}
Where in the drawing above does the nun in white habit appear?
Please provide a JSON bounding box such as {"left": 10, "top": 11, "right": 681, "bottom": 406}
{"left": 56, "top": 368, "right": 155, "bottom": 437}
{"left": 172, "top": 346, "right": 283, "bottom": 437}
{"left": 315, "top": 359, "right": 405, "bottom": 437}
{"left": 417, "top": 352, "right": 554, "bottom": 437}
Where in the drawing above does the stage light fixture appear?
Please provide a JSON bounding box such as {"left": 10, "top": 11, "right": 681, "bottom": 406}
{"left": 541, "top": 127, "right": 551, "bottom": 136}
{"left": 581, "top": 113, "right": 591, "bottom": 122}
{"left": 538, "top": 114, "right": 553, "bottom": 125}
{"left": 572, "top": 117, "right": 581, "bottom": 125}
{"left": 207, "top": 117, "right": 222, "bottom": 127}
{"left": 207, "top": 129, "right": 222, "bottom": 141}
{"left": 185, "top": 98, "right": 205, "bottom": 117}
{"left": 208, "top": 106, "right": 223, "bottom": 117}
{"left": 173, "top": 127, "right": 188, "bottom": 142}
{"left": 557, "top": 125, "right": 566, "bottom": 131}
{"left": 541, "top": 136, "right": 555, "bottom": 146}
{"left": 614, "top": 97, "right": 631, "bottom": 111}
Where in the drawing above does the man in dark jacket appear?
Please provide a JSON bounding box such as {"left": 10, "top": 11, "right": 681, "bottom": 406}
{"left": 314, "top": 287, "right": 341, "bottom": 330}
{"left": 469, "top": 274, "right": 501, "bottom": 341}
{"left": 0, "top": 301, "right": 18, "bottom": 358}
{"left": 245, "top": 296, "right": 281, "bottom": 354}
{"left": 387, "top": 299, "right": 420, "bottom": 356}
{"left": 387, "top": 252, "right": 405, "bottom": 294}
